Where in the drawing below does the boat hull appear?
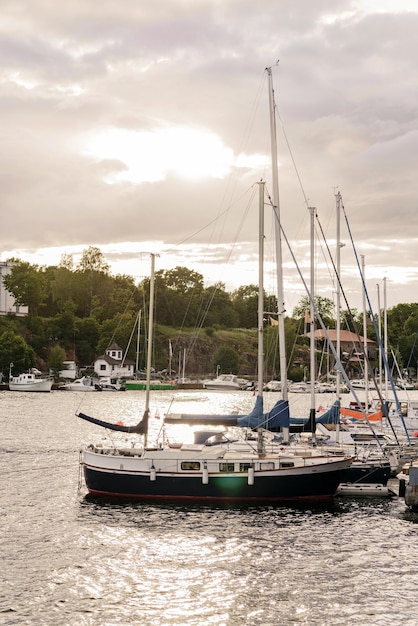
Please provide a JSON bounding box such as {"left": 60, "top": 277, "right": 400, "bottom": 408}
{"left": 125, "top": 382, "right": 177, "bottom": 391}
{"left": 9, "top": 380, "right": 53, "bottom": 392}
{"left": 82, "top": 448, "right": 351, "bottom": 503}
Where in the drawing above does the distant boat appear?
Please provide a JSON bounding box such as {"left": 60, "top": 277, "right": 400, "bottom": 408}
{"left": 350, "top": 379, "right": 377, "bottom": 391}
{"left": 203, "top": 374, "right": 242, "bottom": 391}
{"left": 397, "top": 460, "right": 418, "bottom": 511}
{"left": 125, "top": 380, "right": 177, "bottom": 391}
{"left": 9, "top": 370, "right": 53, "bottom": 393}
{"left": 98, "top": 376, "right": 126, "bottom": 391}
{"left": 60, "top": 376, "right": 98, "bottom": 392}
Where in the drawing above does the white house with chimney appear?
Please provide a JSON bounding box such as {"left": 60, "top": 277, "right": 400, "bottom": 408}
{"left": 93, "top": 342, "right": 135, "bottom": 379}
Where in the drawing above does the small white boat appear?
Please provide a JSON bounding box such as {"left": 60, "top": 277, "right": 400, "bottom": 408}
{"left": 264, "top": 380, "right": 281, "bottom": 392}
{"left": 350, "top": 378, "right": 377, "bottom": 390}
{"left": 397, "top": 460, "right": 418, "bottom": 510}
{"left": 60, "top": 376, "right": 98, "bottom": 391}
{"left": 203, "top": 374, "right": 241, "bottom": 390}
{"left": 98, "top": 377, "right": 126, "bottom": 391}
{"left": 9, "top": 370, "right": 53, "bottom": 392}
{"left": 288, "top": 381, "right": 310, "bottom": 393}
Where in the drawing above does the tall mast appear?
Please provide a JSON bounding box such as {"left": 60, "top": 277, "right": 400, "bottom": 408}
{"left": 257, "top": 180, "right": 265, "bottom": 399}
{"left": 335, "top": 191, "right": 342, "bottom": 443}
{"left": 144, "top": 253, "right": 156, "bottom": 447}
{"left": 309, "top": 206, "right": 316, "bottom": 441}
{"left": 267, "top": 65, "right": 289, "bottom": 442}
{"left": 361, "top": 254, "right": 369, "bottom": 404}
{"left": 267, "top": 68, "right": 287, "bottom": 399}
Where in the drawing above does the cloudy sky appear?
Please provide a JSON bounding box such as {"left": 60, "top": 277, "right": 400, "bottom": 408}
{"left": 1, "top": 0, "right": 417, "bottom": 314}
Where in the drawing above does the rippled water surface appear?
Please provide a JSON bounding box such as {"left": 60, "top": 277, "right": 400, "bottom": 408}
{"left": 2, "top": 389, "right": 418, "bottom": 626}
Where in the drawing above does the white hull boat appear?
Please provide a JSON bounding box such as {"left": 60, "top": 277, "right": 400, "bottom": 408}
{"left": 9, "top": 372, "right": 53, "bottom": 392}
{"left": 60, "top": 376, "right": 98, "bottom": 391}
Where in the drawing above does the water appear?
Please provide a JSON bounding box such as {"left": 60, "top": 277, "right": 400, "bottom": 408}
{"left": 2, "top": 389, "right": 418, "bottom": 626}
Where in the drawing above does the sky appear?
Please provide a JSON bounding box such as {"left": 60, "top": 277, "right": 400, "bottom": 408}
{"left": 1, "top": 0, "right": 418, "bottom": 315}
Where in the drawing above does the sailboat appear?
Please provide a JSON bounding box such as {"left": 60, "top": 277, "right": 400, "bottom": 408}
{"left": 77, "top": 69, "right": 352, "bottom": 503}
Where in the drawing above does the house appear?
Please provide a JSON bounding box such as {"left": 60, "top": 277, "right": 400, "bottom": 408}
{"left": 93, "top": 342, "right": 136, "bottom": 379}
{"left": 0, "top": 261, "right": 28, "bottom": 317}
{"left": 306, "top": 329, "right": 377, "bottom": 361}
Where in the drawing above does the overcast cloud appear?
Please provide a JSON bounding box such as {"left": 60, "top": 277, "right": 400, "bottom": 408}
{"left": 1, "top": 0, "right": 417, "bottom": 312}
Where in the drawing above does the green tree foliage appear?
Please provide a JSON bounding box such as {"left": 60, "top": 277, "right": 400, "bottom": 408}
{"left": 2, "top": 259, "right": 46, "bottom": 316}
{"left": 2, "top": 250, "right": 418, "bottom": 378}
{"left": 0, "top": 330, "right": 35, "bottom": 377}
{"left": 232, "top": 285, "right": 278, "bottom": 329}
{"left": 292, "top": 295, "right": 335, "bottom": 328}
{"left": 212, "top": 345, "right": 240, "bottom": 374}
{"left": 386, "top": 303, "right": 418, "bottom": 369}
{"left": 154, "top": 266, "right": 204, "bottom": 327}
{"left": 200, "top": 283, "right": 239, "bottom": 328}
{"left": 77, "top": 246, "right": 110, "bottom": 274}
{"left": 48, "top": 344, "right": 67, "bottom": 381}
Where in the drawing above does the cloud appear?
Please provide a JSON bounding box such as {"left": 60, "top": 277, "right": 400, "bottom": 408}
{"left": 0, "top": 0, "right": 417, "bottom": 310}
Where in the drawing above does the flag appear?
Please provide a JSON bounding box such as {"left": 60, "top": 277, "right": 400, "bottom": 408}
{"left": 169, "top": 340, "right": 173, "bottom": 357}
{"left": 269, "top": 316, "right": 279, "bottom": 326}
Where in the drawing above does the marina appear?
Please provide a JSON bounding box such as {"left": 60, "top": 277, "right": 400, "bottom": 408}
{"left": 2, "top": 388, "right": 418, "bottom": 625}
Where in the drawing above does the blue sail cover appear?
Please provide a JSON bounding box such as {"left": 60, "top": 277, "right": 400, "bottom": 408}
{"left": 289, "top": 400, "right": 341, "bottom": 427}
{"left": 237, "top": 396, "right": 290, "bottom": 430}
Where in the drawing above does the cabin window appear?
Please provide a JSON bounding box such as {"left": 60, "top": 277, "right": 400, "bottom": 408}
{"left": 219, "top": 462, "right": 235, "bottom": 473}
{"left": 239, "top": 463, "right": 252, "bottom": 472}
{"left": 181, "top": 461, "right": 200, "bottom": 471}
{"left": 279, "top": 461, "right": 295, "bottom": 468}
{"left": 260, "top": 462, "right": 275, "bottom": 470}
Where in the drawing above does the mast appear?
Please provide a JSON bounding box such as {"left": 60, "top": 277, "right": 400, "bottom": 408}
{"left": 143, "top": 253, "right": 156, "bottom": 447}
{"left": 335, "top": 191, "right": 342, "bottom": 442}
{"left": 308, "top": 206, "right": 316, "bottom": 441}
{"left": 361, "top": 254, "right": 369, "bottom": 404}
{"left": 257, "top": 180, "right": 265, "bottom": 399}
{"left": 267, "top": 65, "right": 289, "bottom": 442}
{"left": 257, "top": 180, "right": 265, "bottom": 453}
{"left": 136, "top": 310, "right": 141, "bottom": 376}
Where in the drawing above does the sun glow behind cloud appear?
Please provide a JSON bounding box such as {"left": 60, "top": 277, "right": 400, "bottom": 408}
{"left": 84, "top": 126, "right": 243, "bottom": 184}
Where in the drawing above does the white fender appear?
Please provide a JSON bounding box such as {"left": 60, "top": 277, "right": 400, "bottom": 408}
{"left": 248, "top": 466, "right": 254, "bottom": 485}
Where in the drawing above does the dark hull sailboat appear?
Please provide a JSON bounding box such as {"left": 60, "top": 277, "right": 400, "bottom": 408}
{"left": 78, "top": 69, "right": 353, "bottom": 504}
{"left": 82, "top": 443, "right": 351, "bottom": 503}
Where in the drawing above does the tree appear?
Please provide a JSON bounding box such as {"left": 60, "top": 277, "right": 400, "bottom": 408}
{"left": 292, "top": 295, "right": 335, "bottom": 328}
{"left": 212, "top": 345, "right": 240, "bottom": 374}
{"left": 77, "top": 246, "right": 110, "bottom": 274}
{"left": 48, "top": 344, "right": 67, "bottom": 381}
{"left": 154, "top": 266, "right": 204, "bottom": 327}
{"left": 2, "top": 259, "right": 46, "bottom": 316}
{"left": 0, "top": 330, "right": 35, "bottom": 377}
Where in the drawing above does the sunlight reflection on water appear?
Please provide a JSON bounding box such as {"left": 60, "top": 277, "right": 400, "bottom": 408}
{"left": 2, "top": 389, "right": 418, "bottom": 625}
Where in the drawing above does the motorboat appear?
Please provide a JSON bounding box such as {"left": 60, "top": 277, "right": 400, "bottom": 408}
{"left": 60, "top": 376, "right": 98, "bottom": 391}
{"left": 9, "top": 370, "right": 53, "bottom": 392}
{"left": 98, "top": 376, "right": 126, "bottom": 391}
{"left": 203, "top": 374, "right": 242, "bottom": 390}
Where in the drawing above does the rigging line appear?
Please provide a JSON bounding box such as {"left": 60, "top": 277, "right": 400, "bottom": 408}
{"left": 273, "top": 100, "right": 310, "bottom": 208}
{"left": 176, "top": 184, "right": 259, "bottom": 362}
{"left": 276, "top": 217, "right": 385, "bottom": 450}
{"left": 313, "top": 202, "right": 399, "bottom": 441}
{"left": 340, "top": 199, "right": 410, "bottom": 442}
{"left": 162, "top": 72, "right": 268, "bottom": 258}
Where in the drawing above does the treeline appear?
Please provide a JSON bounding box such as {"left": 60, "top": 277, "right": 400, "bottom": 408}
{"left": 0, "top": 246, "right": 417, "bottom": 379}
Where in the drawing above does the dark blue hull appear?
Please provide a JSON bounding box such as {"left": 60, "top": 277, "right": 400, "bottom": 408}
{"left": 83, "top": 465, "right": 349, "bottom": 503}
